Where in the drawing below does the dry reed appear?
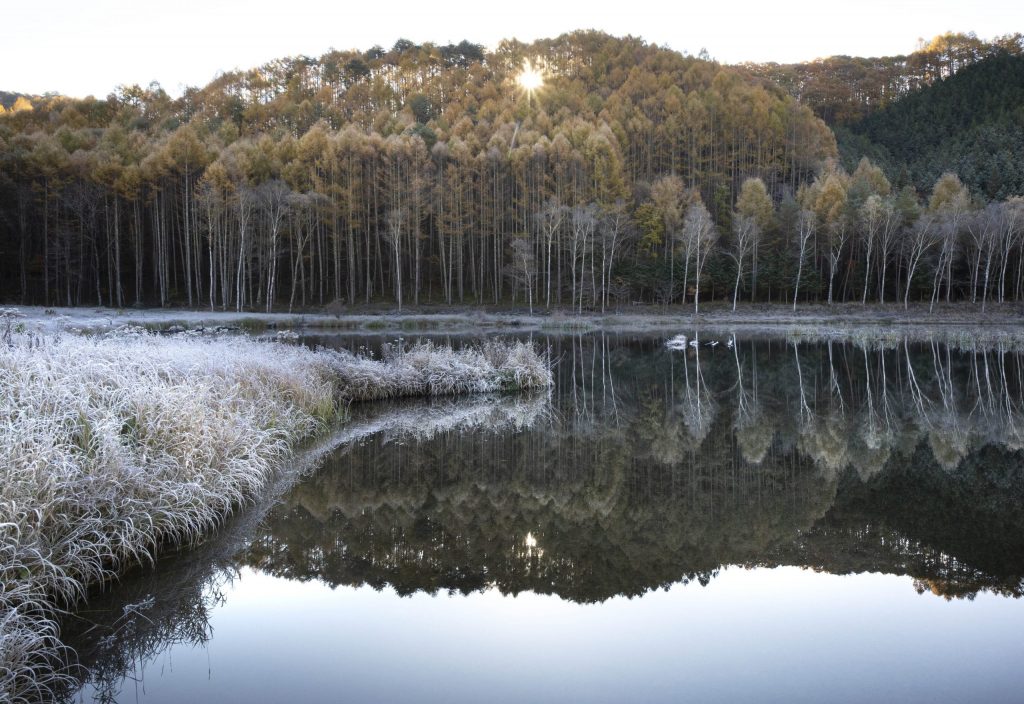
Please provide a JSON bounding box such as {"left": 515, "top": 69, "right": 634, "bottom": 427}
{"left": 0, "top": 328, "right": 550, "bottom": 701}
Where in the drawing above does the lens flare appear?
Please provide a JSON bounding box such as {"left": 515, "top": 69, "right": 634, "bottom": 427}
{"left": 517, "top": 60, "right": 544, "bottom": 94}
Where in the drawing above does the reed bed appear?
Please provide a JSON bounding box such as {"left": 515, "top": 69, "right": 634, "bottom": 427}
{"left": 0, "top": 328, "right": 551, "bottom": 702}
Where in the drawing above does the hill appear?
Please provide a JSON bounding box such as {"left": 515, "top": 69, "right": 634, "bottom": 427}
{"left": 0, "top": 31, "right": 835, "bottom": 308}
{"left": 837, "top": 52, "right": 1024, "bottom": 198}
{"left": 744, "top": 32, "right": 1024, "bottom": 125}
{"left": 1, "top": 31, "right": 1022, "bottom": 312}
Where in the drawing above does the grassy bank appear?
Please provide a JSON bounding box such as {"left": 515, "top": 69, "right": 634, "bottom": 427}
{"left": 0, "top": 329, "right": 550, "bottom": 701}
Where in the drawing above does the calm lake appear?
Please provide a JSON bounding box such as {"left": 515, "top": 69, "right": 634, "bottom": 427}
{"left": 62, "top": 332, "right": 1024, "bottom": 703}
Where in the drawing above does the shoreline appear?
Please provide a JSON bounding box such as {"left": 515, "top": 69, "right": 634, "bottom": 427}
{"left": 8, "top": 302, "right": 1024, "bottom": 337}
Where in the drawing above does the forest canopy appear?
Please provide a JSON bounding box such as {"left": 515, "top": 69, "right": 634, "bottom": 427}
{"left": 0, "top": 30, "right": 1021, "bottom": 310}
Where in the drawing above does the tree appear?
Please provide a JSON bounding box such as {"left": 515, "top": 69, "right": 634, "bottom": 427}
{"left": 385, "top": 207, "right": 406, "bottom": 310}
{"left": 535, "top": 198, "right": 566, "bottom": 309}
{"left": 598, "top": 201, "right": 632, "bottom": 312}
{"left": 650, "top": 175, "right": 685, "bottom": 304}
{"left": 568, "top": 205, "right": 598, "bottom": 312}
{"left": 966, "top": 203, "right": 1006, "bottom": 311}
{"left": 805, "top": 168, "right": 849, "bottom": 304}
{"left": 859, "top": 195, "right": 884, "bottom": 304}
{"left": 11, "top": 96, "right": 33, "bottom": 113}
{"left": 848, "top": 158, "right": 891, "bottom": 305}
{"left": 793, "top": 209, "right": 816, "bottom": 310}
{"left": 928, "top": 172, "right": 971, "bottom": 310}
{"left": 257, "top": 180, "right": 291, "bottom": 312}
{"left": 730, "top": 214, "right": 757, "bottom": 311}
{"left": 997, "top": 198, "right": 1024, "bottom": 303}
{"left": 683, "top": 200, "right": 718, "bottom": 313}
{"left": 509, "top": 236, "right": 536, "bottom": 313}
{"left": 735, "top": 177, "right": 773, "bottom": 303}
{"left": 902, "top": 213, "right": 940, "bottom": 308}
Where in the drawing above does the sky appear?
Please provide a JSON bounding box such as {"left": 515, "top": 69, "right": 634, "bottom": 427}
{"left": 7, "top": 0, "right": 1023, "bottom": 98}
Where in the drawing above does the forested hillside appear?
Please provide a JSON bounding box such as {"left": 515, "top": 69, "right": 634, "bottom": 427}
{"left": 837, "top": 52, "right": 1024, "bottom": 199}
{"left": 1, "top": 31, "right": 1022, "bottom": 311}
{"left": 0, "top": 92, "right": 37, "bottom": 113}
{"left": 744, "top": 32, "right": 1024, "bottom": 124}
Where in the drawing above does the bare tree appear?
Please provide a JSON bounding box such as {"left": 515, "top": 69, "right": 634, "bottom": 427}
{"left": 793, "top": 209, "right": 816, "bottom": 310}
{"left": 902, "top": 212, "right": 940, "bottom": 309}
{"left": 997, "top": 198, "right": 1024, "bottom": 303}
{"left": 860, "top": 194, "right": 883, "bottom": 305}
{"left": 568, "top": 205, "right": 597, "bottom": 313}
{"left": 928, "top": 173, "right": 971, "bottom": 309}
{"left": 257, "top": 180, "right": 291, "bottom": 312}
{"left": 683, "top": 201, "right": 718, "bottom": 313}
{"left": 972, "top": 203, "right": 1004, "bottom": 311}
{"left": 599, "top": 201, "right": 631, "bottom": 313}
{"left": 534, "top": 198, "right": 566, "bottom": 309}
{"left": 729, "top": 214, "right": 758, "bottom": 311}
{"left": 233, "top": 186, "right": 255, "bottom": 312}
{"left": 385, "top": 207, "right": 406, "bottom": 310}
{"left": 876, "top": 197, "right": 901, "bottom": 303}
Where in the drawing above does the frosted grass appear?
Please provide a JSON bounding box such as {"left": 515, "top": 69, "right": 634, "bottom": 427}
{"left": 0, "top": 328, "right": 551, "bottom": 702}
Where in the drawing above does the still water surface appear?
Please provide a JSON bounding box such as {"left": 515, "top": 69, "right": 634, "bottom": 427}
{"left": 65, "top": 332, "right": 1024, "bottom": 703}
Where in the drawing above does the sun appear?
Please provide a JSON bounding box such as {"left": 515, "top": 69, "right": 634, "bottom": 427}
{"left": 517, "top": 60, "right": 544, "bottom": 97}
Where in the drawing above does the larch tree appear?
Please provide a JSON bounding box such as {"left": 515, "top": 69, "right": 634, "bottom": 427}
{"left": 735, "top": 177, "right": 773, "bottom": 302}
{"left": 650, "top": 175, "right": 685, "bottom": 303}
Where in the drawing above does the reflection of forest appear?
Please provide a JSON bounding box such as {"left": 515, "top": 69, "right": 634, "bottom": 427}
{"left": 246, "top": 334, "right": 1024, "bottom": 603}
{"left": 59, "top": 392, "right": 551, "bottom": 701}
{"left": 60, "top": 334, "right": 1024, "bottom": 701}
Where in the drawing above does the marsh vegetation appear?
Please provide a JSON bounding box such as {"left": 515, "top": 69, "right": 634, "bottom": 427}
{"left": 0, "top": 327, "right": 550, "bottom": 702}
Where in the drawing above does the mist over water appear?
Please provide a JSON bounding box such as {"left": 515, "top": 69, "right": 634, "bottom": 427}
{"left": 62, "top": 332, "right": 1024, "bottom": 703}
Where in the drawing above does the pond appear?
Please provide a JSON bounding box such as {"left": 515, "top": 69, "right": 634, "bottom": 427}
{"left": 61, "top": 331, "right": 1024, "bottom": 703}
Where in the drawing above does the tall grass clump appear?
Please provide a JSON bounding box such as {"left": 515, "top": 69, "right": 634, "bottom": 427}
{"left": 323, "top": 339, "right": 552, "bottom": 401}
{"left": 0, "top": 328, "right": 550, "bottom": 701}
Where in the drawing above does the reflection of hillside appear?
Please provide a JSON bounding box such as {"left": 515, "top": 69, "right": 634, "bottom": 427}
{"left": 783, "top": 444, "right": 1024, "bottom": 599}
{"left": 245, "top": 437, "right": 1024, "bottom": 603}
{"left": 244, "top": 334, "right": 1024, "bottom": 603}
{"left": 59, "top": 334, "right": 1024, "bottom": 702}
{"left": 247, "top": 418, "right": 836, "bottom": 602}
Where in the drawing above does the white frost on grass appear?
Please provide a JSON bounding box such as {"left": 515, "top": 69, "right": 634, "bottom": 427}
{"left": 325, "top": 339, "right": 553, "bottom": 400}
{"left": 0, "top": 328, "right": 551, "bottom": 702}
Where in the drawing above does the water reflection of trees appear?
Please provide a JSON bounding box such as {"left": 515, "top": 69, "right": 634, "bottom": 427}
{"left": 59, "top": 393, "right": 550, "bottom": 703}
{"left": 60, "top": 334, "right": 1024, "bottom": 701}
{"left": 243, "top": 334, "right": 1024, "bottom": 605}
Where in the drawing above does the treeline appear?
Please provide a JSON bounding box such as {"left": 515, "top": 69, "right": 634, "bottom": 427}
{"left": 745, "top": 31, "right": 1024, "bottom": 124}
{"left": 0, "top": 32, "right": 1021, "bottom": 311}
{"left": 0, "top": 31, "right": 836, "bottom": 310}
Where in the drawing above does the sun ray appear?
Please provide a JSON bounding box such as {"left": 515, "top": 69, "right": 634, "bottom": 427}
{"left": 516, "top": 60, "right": 544, "bottom": 101}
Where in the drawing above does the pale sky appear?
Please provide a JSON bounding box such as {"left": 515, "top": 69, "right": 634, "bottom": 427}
{"left": 8, "top": 0, "right": 1023, "bottom": 98}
